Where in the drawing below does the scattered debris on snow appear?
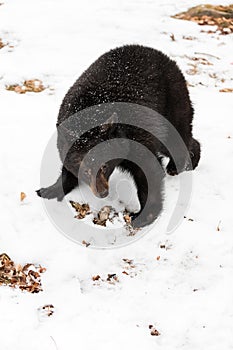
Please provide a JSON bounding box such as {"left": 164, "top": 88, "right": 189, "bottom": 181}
{"left": 82, "top": 240, "right": 91, "bottom": 247}
{"left": 93, "top": 205, "right": 114, "bottom": 226}
{"left": 216, "top": 220, "right": 221, "bottom": 231}
{"left": 92, "top": 275, "right": 101, "bottom": 281}
{"left": 92, "top": 273, "right": 119, "bottom": 285}
{"left": 106, "top": 273, "right": 119, "bottom": 283}
{"left": 0, "top": 38, "right": 6, "bottom": 49}
{"left": 6, "top": 79, "right": 46, "bottom": 94}
{"left": 70, "top": 200, "right": 139, "bottom": 235}
{"left": 122, "top": 258, "right": 134, "bottom": 266}
{"left": 149, "top": 325, "right": 161, "bottom": 336}
{"left": 121, "top": 258, "right": 140, "bottom": 278}
{"left": 0, "top": 253, "right": 46, "bottom": 293}
{"left": 38, "top": 304, "right": 55, "bottom": 317}
{"left": 173, "top": 4, "right": 233, "bottom": 34}
{"left": 70, "top": 200, "right": 91, "bottom": 219}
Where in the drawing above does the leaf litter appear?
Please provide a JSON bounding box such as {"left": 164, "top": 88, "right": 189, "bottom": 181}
{"left": 0, "top": 253, "right": 46, "bottom": 293}
{"left": 173, "top": 4, "right": 233, "bottom": 35}
{"left": 6, "top": 79, "right": 46, "bottom": 94}
{"left": 69, "top": 200, "right": 140, "bottom": 235}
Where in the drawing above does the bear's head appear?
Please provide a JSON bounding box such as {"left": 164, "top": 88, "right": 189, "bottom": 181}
{"left": 57, "top": 113, "right": 128, "bottom": 198}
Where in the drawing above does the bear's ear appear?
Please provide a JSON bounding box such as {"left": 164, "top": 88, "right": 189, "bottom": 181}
{"left": 100, "top": 112, "right": 118, "bottom": 133}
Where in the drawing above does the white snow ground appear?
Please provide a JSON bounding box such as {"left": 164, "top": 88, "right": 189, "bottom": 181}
{"left": 0, "top": 0, "right": 233, "bottom": 349}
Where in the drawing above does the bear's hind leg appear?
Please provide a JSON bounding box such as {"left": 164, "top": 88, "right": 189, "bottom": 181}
{"left": 166, "top": 137, "right": 201, "bottom": 175}
{"left": 188, "top": 138, "right": 201, "bottom": 170}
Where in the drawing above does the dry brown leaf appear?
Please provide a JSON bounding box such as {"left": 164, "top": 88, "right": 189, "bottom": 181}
{"left": 123, "top": 258, "right": 134, "bottom": 265}
{"left": 82, "top": 240, "right": 90, "bottom": 247}
{"left": 93, "top": 206, "right": 113, "bottom": 226}
{"left": 219, "top": 88, "right": 233, "bottom": 92}
{"left": 106, "top": 273, "right": 119, "bottom": 283}
{"left": 149, "top": 325, "right": 160, "bottom": 336}
{"left": 70, "top": 200, "right": 91, "bottom": 219}
{"left": 92, "top": 275, "right": 101, "bottom": 281}
{"left": 122, "top": 270, "right": 129, "bottom": 275}
{"left": 0, "top": 38, "right": 6, "bottom": 49}
{"left": 20, "top": 192, "right": 26, "bottom": 201}
{"left": 151, "top": 328, "right": 160, "bottom": 336}
{"left": 123, "top": 213, "right": 131, "bottom": 224}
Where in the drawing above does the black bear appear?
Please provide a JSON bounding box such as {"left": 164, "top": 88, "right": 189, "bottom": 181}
{"left": 37, "top": 45, "right": 200, "bottom": 227}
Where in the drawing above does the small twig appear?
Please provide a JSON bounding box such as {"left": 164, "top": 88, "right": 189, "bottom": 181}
{"left": 50, "top": 336, "right": 59, "bottom": 350}
{"left": 216, "top": 220, "right": 221, "bottom": 231}
{"left": 194, "top": 52, "right": 220, "bottom": 60}
{"left": 170, "top": 33, "right": 176, "bottom": 41}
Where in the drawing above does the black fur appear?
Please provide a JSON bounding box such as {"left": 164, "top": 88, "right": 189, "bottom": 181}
{"left": 37, "top": 45, "right": 201, "bottom": 227}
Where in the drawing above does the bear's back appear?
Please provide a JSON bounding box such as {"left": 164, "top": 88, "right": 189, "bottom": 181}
{"left": 57, "top": 45, "right": 186, "bottom": 126}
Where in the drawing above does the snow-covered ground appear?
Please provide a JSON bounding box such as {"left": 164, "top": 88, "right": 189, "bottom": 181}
{"left": 0, "top": 0, "right": 233, "bottom": 349}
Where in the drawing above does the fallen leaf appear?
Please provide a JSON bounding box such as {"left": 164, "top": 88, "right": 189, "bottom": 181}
{"left": 70, "top": 200, "right": 91, "bottom": 219}
{"left": 0, "top": 38, "right": 6, "bottom": 49}
{"left": 92, "top": 275, "right": 101, "bottom": 281}
{"left": 149, "top": 325, "right": 160, "bottom": 336}
{"left": 219, "top": 88, "right": 233, "bottom": 92}
{"left": 123, "top": 258, "right": 134, "bottom": 265}
{"left": 93, "top": 206, "right": 113, "bottom": 226}
{"left": 123, "top": 213, "right": 132, "bottom": 224}
{"left": 20, "top": 192, "right": 26, "bottom": 201}
{"left": 106, "top": 273, "right": 118, "bottom": 283}
{"left": 82, "top": 240, "right": 91, "bottom": 247}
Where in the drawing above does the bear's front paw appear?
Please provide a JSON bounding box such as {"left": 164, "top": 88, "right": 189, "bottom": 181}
{"left": 166, "top": 158, "right": 187, "bottom": 176}
{"left": 130, "top": 211, "right": 157, "bottom": 228}
{"left": 166, "top": 159, "right": 180, "bottom": 176}
{"left": 36, "top": 185, "right": 65, "bottom": 201}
